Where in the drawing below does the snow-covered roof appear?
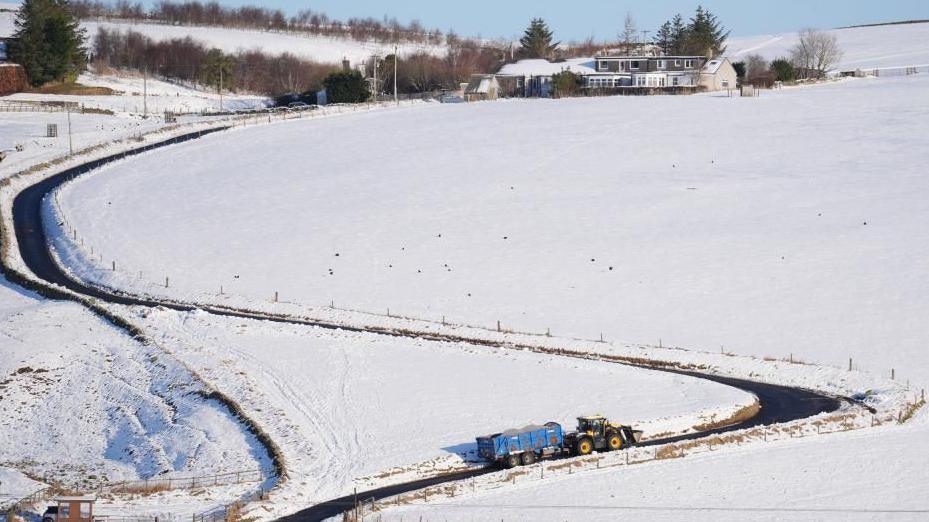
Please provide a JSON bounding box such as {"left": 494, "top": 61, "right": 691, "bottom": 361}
{"left": 497, "top": 57, "right": 597, "bottom": 77}
{"left": 703, "top": 58, "right": 728, "bottom": 74}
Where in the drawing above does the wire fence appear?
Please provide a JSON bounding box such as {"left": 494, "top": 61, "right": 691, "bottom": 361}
{"left": 99, "top": 468, "right": 264, "bottom": 495}
{"left": 855, "top": 64, "right": 929, "bottom": 77}
{"left": 0, "top": 101, "right": 81, "bottom": 113}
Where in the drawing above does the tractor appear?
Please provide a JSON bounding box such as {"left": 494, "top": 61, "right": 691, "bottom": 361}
{"left": 563, "top": 415, "right": 643, "bottom": 455}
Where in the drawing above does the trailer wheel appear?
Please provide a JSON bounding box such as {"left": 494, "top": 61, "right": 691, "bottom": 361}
{"left": 606, "top": 431, "right": 623, "bottom": 451}
{"left": 576, "top": 437, "right": 594, "bottom": 456}
{"left": 505, "top": 454, "right": 520, "bottom": 468}
{"left": 521, "top": 451, "right": 536, "bottom": 466}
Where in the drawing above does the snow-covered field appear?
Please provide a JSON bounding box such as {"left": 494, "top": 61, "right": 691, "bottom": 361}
{"left": 0, "top": 110, "right": 165, "bottom": 178}
{"left": 726, "top": 21, "right": 929, "bottom": 70}
{"left": 1, "top": 71, "right": 269, "bottom": 116}
{"left": 80, "top": 20, "right": 446, "bottom": 65}
{"left": 54, "top": 75, "right": 929, "bottom": 387}
{"left": 125, "top": 306, "right": 753, "bottom": 516}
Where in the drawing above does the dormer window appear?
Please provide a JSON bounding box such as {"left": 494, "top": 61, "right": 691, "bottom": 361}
{"left": 631, "top": 60, "right": 640, "bottom": 70}
{"left": 685, "top": 59, "right": 694, "bottom": 68}
{"left": 657, "top": 60, "right": 666, "bottom": 69}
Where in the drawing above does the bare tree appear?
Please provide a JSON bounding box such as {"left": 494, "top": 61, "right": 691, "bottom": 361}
{"left": 620, "top": 11, "right": 638, "bottom": 53}
{"left": 790, "top": 28, "right": 842, "bottom": 79}
{"left": 745, "top": 53, "right": 768, "bottom": 78}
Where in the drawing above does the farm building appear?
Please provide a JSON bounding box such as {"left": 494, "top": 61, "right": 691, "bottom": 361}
{"left": 463, "top": 74, "right": 523, "bottom": 101}
{"left": 700, "top": 58, "right": 739, "bottom": 91}
{"left": 486, "top": 55, "right": 738, "bottom": 98}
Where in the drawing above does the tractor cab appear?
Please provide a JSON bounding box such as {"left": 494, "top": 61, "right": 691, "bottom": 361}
{"left": 565, "top": 415, "right": 643, "bottom": 455}
{"left": 577, "top": 415, "right": 607, "bottom": 436}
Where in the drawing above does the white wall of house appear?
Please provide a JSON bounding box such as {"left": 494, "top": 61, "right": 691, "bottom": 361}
{"left": 700, "top": 59, "right": 739, "bottom": 91}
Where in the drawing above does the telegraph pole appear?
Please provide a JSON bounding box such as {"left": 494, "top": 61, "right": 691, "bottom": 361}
{"left": 372, "top": 54, "right": 379, "bottom": 103}
{"left": 393, "top": 43, "right": 399, "bottom": 106}
{"left": 67, "top": 105, "right": 73, "bottom": 155}
{"left": 143, "top": 65, "right": 148, "bottom": 118}
{"left": 219, "top": 67, "right": 224, "bottom": 112}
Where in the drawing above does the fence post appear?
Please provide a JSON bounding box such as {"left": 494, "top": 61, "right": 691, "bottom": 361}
{"left": 849, "top": 357, "right": 853, "bottom": 371}
{"left": 892, "top": 368, "right": 895, "bottom": 380}
{"left": 497, "top": 320, "right": 501, "bottom": 332}
{"left": 165, "top": 276, "right": 169, "bottom": 288}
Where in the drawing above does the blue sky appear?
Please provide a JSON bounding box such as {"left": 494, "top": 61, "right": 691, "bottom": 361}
{"left": 224, "top": 0, "right": 928, "bottom": 40}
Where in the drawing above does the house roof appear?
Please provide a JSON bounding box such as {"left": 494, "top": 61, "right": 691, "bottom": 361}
{"left": 465, "top": 75, "right": 496, "bottom": 94}
{"left": 702, "top": 58, "right": 730, "bottom": 74}
{"left": 497, "top": 57, "right": 597, "bottom": 77}
{"left": 55, "top": 496, "right": 96, "bottom": 502}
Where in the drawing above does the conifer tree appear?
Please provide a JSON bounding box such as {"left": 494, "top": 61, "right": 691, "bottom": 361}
{"left": 9, "top": 0, "right": 87, "bottom": 86}
{"left": 670, "top": 14, "right": 687, "bottom": 54}
{"left": 653, "top": 20, "right": 674, "bottom": 55}
{"left": 518, "top": 18, "right": 558, "bottom": 59}
{"left": 684, "top": 5, "right": 729, "bottom": 58}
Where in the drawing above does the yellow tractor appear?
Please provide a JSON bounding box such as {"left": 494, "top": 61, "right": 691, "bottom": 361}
{"left": 563, "top": 415, "right": 643, "bottom": 455}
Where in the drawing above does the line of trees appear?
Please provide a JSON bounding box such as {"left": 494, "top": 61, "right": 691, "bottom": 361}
{"left": 70, "top": 0, "right": 459, "bottom": 47}
{"left": 653, "top": 6, "right": 729, "bottom": 57}
{"left": 92, "top": 27, "right": 338, "bottom": 95}
{"left": 92, "top": 27, "right": 505, "bottom": 97}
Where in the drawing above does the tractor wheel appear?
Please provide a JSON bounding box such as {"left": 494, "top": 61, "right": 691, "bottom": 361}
{"left": 606, "top": 431, "right": 623, "bottom": 451}
{"left": 521, "top": 451, "right": 536, "bottom": 466}
{"left": 576, "top": 437, "right": 594, "bottom": 456}
{"left": 505, "top": 454, "right": 520, "bottom": 468}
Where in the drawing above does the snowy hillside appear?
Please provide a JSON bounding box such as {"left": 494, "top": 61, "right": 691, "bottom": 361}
{"left": 727, "top": 21, "right": 929, "bottom": 70}
{"left": 80, "top": 20, "right": 446, "bottom": 65}
{"left": 0, "top": 284, "right": 269, "bottom": 488}
{"left": 55, "top": 76, "right": 929, "bottom": 388}
{"left": 0, "top": 3, "right": 16, "bottom": 38}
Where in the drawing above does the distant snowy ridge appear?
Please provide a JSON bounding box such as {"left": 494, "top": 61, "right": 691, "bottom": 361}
{"left": 726, "top": 21, "right": 929, "bottom": 70}
{"left": 80, "top": 20, "right": 447, "bottom": 65}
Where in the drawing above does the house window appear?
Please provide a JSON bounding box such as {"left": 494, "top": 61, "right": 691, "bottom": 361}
{"left": 80, "top": 503, "right": 91, "bottom": 519}
{"left": 659, "top": 77, "right": 667, "bottom": 87}
{"left": 672, "top": 76, "right": 679, "bottom": 86}
{"left": 631, "top": 61, "right": 640, "bottom": 70}
{"left": 685, "top": 60, "right": 693, "bottom": 69}
{"left": 60, "top": 505, "right": 71, "bottom": 520}
{"left": 598, "top": 61, "right": 607, "bottom": 71}
{"left": 657, "top": 60, "right": 666, "bottom": 69}
{"left": 674, "top": 59, "right": 681, "bottom": 67}
{"left": 722, "top": 80, "right": 730, "bottom": 88}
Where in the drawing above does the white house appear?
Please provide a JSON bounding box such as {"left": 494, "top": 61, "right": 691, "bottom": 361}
{"left": 489, "top": 54, "right": 737, "bottom": 97}
{"left": 700, "top": 58, "right": 738, "bottom": 91}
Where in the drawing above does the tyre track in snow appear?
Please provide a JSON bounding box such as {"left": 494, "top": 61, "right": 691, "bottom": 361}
{"left": 7, "top": 127, "right": 843, "bottom": 521}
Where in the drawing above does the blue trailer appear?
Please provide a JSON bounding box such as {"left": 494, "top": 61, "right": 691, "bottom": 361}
{"left": 476, "top": 422, "right": 564, "bottom": 468}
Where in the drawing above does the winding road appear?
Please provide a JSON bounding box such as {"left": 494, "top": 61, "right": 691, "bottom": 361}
{"left": 7, "top": 127, "right": 842, "bottom": 522}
